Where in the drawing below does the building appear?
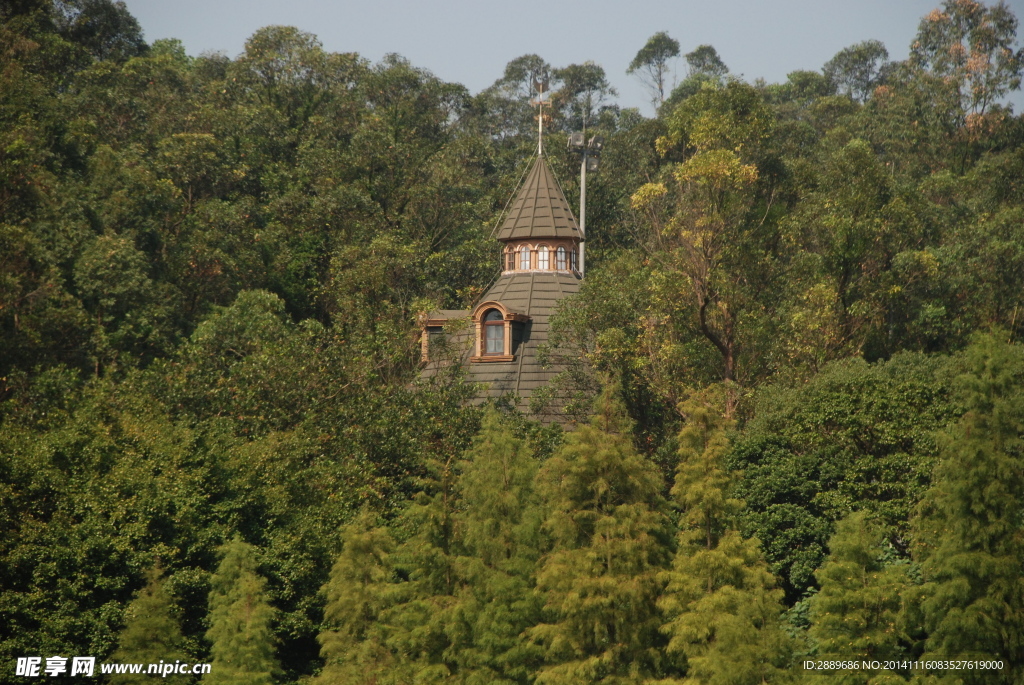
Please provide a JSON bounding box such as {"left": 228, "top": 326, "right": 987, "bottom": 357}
{"left": 420, "top": 154, "right": 583, "bottom": 422}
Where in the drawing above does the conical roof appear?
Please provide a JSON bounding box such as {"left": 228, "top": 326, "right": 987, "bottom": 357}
{"left": 497, "top": 157, "right": 580, "bottom": 241}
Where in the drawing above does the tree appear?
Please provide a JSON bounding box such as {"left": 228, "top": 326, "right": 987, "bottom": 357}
{"left": 730, "top": 352, "right": 962, "bottom": 601}
{"left": 110, "top": 567, "right": 190, "bottom": 684}
{"left": 664, "top": 45, "right": 730, "bottom": 107}
{"left": 910, "top": 0, "right": 1024, "bottom": 118}
{"left": 551, "top": 62, "right": 617, "bottom": 132}
{"left": 205, "top": 538, "right": 281, "bottom": 685}
{"left": 315, "top": 512, "right": 407, "bottom": 685}
{"left": 823, "top": 40, "right": 891, "bottom": 102}
{"left": 808, "top": 511, "right": 911, "bottom": 684}
{"left": 449, "top": 408, "right": 545, "bottom": 684}
{"left": 911, "top": 334, "right": 1024, "bottom": 684}
{"left": 627, "top": 31, "right": 680, "bottom": 106}
{"left": 476, "top": 54, "right": 555, "bottom": 142}
{"left": 659, "top": 388, "right": 793, "bottom": 685}
{"left": 635, "top": 81, "right": 775, "bottom": 390}
{"left": 685, "top": 44, "right": 728, "bottom": 80}
{"left": 530, "top": 386, "right": 674, "bottom": 683}
{"left": 53, "top": 0, "right": 147, "bottom": 62}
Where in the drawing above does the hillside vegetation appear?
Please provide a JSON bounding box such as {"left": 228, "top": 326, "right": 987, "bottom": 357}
{"left": 3, "top": 1, "right": 1024, "bottom": 682}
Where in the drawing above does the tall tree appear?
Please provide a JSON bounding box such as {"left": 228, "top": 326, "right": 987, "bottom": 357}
{"left": 659, "top": 388, "right": 793, "bottom": 684}
{"left": 627, "top": 31, "right": 680, "bottom": 106}
{"left": 808, "top": 511, "right": 911, "bottom": 684}
{"left": 530, "top": 386, "right": 674, "bottom": 683}
{"left": 205, "top": 538, "right": 281, "bottom": 685}
{"left": 449, "top": 409, "right": 545, "bottom": 684}
{"left": 911, "top": 334, "right": 1024, "bottom": 684}
{"left": 111, "top": 567, "right": 190, "bottom": 685}
{"left": 685, "top": 44, "right": 728, "bottom": 80}
{"left": 552, "top": 62, "right": 617, "bottom": 132}
{"left": 315, "top": 513, "right": 408, "bottom": 685}
{"left": 910, "top": 0, "right": 1024, "bottom": 118}
{"left": 633, "top": 80, "right": 776, "bottom": 391}
{"left": 823, "top": 39, "right": 890, "bottom": 102}
{"left": 52, "top": 0, "right": 147, "bottom": 62}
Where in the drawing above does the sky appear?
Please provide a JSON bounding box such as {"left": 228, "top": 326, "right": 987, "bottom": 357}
{"left": 124, "top": 0, "right": 1024, "bottom": 116}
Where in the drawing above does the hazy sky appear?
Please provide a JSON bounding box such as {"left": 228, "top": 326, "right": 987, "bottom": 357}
{"left": 124, "top": 0, "right": 1024, "bottom": 115}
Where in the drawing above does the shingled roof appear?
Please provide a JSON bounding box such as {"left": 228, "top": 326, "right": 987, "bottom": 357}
{"left": 497, "top": 157, "right": 580, "bottom": 241}
{"left": 421, "top": 271, "right": 581, "bottom": 422}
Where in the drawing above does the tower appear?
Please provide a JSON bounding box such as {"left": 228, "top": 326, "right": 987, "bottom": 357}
{"left": 420, "top": 154, "right": 584, "bottom": 423}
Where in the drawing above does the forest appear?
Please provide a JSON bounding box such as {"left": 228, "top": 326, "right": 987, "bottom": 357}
{"left": 2, "top": 0, "right": 1024, "bottom": 682}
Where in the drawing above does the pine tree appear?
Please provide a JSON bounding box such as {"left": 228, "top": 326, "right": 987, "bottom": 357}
{"left": 317, "top": 448, "right": 465, "bottom": 683}
{"left": 315, "top": 511, "right": 411, "bottom": 685}
{"left": 111, "top": 566, "right": 190, "bottom": 685}
{"left": 659, "top": 387, "right": 793, "bottom": 685}
{"left": 530, "top": 385, "right": 674, "bottom": 684}
{"left": 911, "top": 335, "right": 1024, "bottom": 684}
{"left": 449, "top": 408, "right": 545, "bottom": 684}
{"left": 809, "top": 511, "right": 910, "bottom": 684}
{"left": 204, "top": 538, "right": 281, "bottom": 685}
{"left": 317, "top": 411, "right": 543, "bottom": 685}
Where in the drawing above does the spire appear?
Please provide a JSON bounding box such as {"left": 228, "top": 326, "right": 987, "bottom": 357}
{"left": 531, "top": 74, "right": 550, "bottom": 156}
{"left": 497, "top": 157, "right": 580, "bottom": 241}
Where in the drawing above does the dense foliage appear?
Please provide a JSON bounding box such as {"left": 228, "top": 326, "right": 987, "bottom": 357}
{"left": 3, "top": 0, "right": 1024, "bottom": 682}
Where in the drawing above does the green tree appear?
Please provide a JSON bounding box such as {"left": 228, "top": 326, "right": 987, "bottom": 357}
{"left": 627, "top": 31, "right": 680, "bottom": 106}
{"left": 808, "top": 511, "right": 911, "bottom": 684}
{"left": 911, "top": 334, "right": 1024, "bottom": 683}
{"left": 659, "top": 388, "right": 793, "bottom": 684}
{"left": 730, "top": 352, "right": 962, "bottom": 600}
{"left": 205, "top": 538, "right": 281, "bottom": 685}
{"left": 823, "top": 40, "right": 890, "bottom": 102}
{"left": 910, "top": 0, "right": 1023, "bottom": 118}
{"left": 111, "top": 567, "right": 190, "bottom": 684}
{"left": 53, "top": 0, "right": 147, "bottom": 62}
{"left": 552, "top": 62, "right": 618, "bottom": 132}
{"left": 315, "top": 512, "right": 408, "bottom": 685}
{"left": 530, "top": 387, "right": 673, "bottom": 684}
{"left": 450, "top": 409, "right": 544, "bottom": 684}
{"left": 685, "top": 44, "right": 728, "bottom": 80}
{"left": 635, "top": 80, "right": 776, "bottom": 391}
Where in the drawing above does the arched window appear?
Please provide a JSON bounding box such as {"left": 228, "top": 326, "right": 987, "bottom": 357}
{"left": 504, "top": 248, "right": 514, "bottom": 271}
{"left": 537, "top": 245, "right": 549, "bottom": 270}
{"left": 556, "top": 246, "right": 567, "bottom": 270}
{"left": 519, "top": 246, "right": 531, "bottom": 270}
{"left": 483, "top": 309, "right": 504, "bottom": 355}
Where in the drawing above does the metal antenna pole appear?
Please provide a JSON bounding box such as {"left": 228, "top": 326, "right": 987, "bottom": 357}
{"left": 579, "top": 153, "right": 586, "bottom": 275}
{"left": 538, "top": 100, "right": 543, "bottom": 155}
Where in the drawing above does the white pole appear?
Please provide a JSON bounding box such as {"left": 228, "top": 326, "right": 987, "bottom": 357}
{"left": 538, "top": 101, "right": 543, "bottom": 155}
{"left": 579, "top": 155, "right": 586, "bottom": 275}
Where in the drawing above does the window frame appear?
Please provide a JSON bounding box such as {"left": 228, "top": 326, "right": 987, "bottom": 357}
{"left": 483, "top": 308, "right": 505, "bottom": 356}
{"left": 537, "top": 245, "right": 550, "bottom": 270}
{"left": 519, "top": 245, "right": 531, "bottom": 270}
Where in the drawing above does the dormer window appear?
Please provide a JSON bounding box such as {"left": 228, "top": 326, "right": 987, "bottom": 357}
{"left": 556, "top": 246, "right": 567, "bottom": 270}
{"left": 519, "top": 246, "right": 531, "bottom": 270}
{"left": 537, "top": 245, "right": 549, "bottom": 270}
{"left": 483, "top": 309, "right": 504, "bottom": 355}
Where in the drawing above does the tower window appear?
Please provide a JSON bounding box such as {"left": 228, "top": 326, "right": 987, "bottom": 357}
{"left": 519, "top": 246, "right": 531, "bottom": 270}
{"left": 484, "top": 308, "right": 504, "bottom": 355}
{"left": 504, "top": 248, "right": 514, "bottom": 271}
{"left": 538, "top": 245, "right": 549, "bottom": 270}
{"left": 556, "top": 246, "right": 567, "bottom": 270}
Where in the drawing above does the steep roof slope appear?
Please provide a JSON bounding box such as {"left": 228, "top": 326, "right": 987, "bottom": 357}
{"left": 497, "top": 157, "right": 580, "bottom": 241}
